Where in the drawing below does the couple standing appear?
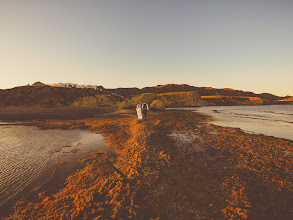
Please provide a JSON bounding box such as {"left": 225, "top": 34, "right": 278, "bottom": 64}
{"left": 136, "top": 103, "right": 149, "bottom": 120}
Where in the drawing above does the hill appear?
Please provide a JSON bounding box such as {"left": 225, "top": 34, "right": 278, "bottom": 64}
{"left": 107, "top": 84, "right": 283, "bottom": 100}
{"left": 0, "top": 83, "right": 290, "bottom": 108}
{"left": 120, "top": 91, "right": 202, "bottom": 108}
{"left": 0, "top": 85, "right": 122, "bottom": 107}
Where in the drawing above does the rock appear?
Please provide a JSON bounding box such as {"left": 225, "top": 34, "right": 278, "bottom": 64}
{"left": 157, "top": 91, "right": 202, "bottom": 107}
{"left": 120, "top": 93, "right": 157, "bottom": 109}
{"left": 201, "top": 96, "right": 265, "bottom": 106}
{"left": 150, "top": 100, "right": 165, "bottom": 110}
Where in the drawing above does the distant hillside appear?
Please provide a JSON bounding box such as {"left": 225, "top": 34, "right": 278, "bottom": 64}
{"left": 120, "top": 91, "right": 202, "bottom": 108}
{"left": 0, "top": 83, "right": 290, "bottom": 108}
{"left": 107, "top": 84, "right": 283, "bottom": 101}
{"left": 0, "top": 85, "right": 122, "bottom": 107}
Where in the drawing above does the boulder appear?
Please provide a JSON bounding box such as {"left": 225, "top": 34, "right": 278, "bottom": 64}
{"left": 150, "top": 100, "right": 165, "bottom": 110}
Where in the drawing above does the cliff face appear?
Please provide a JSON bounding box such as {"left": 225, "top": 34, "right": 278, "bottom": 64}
{"left": 120, "top": 91, "right": 202, "bottom": 108}
{"left": 157, "top": 91, "right": 202, "bottom": 107}
{"left": 0, "top": 86, "right": 122, "bottom": 107}
{"left": 120, "top": 93, "right": 157, "bottom": 108}
{"left": 201, "top": 96, "right": 266, "bottom": 106}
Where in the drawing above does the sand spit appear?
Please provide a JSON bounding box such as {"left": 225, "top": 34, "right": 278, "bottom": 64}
{"left": 4, "top": 110, "right": 293, "bottom": 219}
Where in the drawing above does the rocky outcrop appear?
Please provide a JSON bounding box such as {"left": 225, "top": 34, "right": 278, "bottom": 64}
{"left": 120, "top": 91, "right": 202, "bottom": 109}
{"left": 150, "top": 100, "right": 165, "bottom": 110}
{"left": 157, "top": 91, "right": 202, "bottom": 107}
{"left": 107, "top": 84, "right": 283, "bottom": 101}
{"left": 201, "top": 96, "right": 265, "bottom": 106}
{"left": 120, "top": 93, "right": 157, "bottom": 109}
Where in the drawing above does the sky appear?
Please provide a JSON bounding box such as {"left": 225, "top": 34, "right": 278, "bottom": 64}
{"left": 0, "top": 0, "right": 292, "bottom": 96}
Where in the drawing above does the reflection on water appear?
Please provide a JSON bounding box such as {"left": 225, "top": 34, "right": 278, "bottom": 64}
{"left": 0, "top": 124, "right": 108, "bottom": 207}
{"left": 176, "top": 105, "right": 293, "bottom": 140}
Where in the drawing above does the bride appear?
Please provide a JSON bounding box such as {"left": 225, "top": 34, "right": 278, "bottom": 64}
{"left": 136, "top": 104, "right": 143, "bottom": 120}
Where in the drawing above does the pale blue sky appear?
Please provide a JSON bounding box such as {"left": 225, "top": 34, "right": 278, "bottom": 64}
{"left": 0, "top": 0, "right": 292, "bottom": 96}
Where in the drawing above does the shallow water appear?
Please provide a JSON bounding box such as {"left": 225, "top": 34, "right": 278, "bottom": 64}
{"left": 0, "top": 124, "right": 108, "bottom": 207}
{"left": 171, "top": 105, "right": 293, "bottom": 140}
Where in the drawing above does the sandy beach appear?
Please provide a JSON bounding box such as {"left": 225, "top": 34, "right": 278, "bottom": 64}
{"left": 1, "top": 108, "right": 292, "bottom": 219}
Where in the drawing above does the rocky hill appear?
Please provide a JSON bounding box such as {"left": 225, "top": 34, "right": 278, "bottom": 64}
{"left": 120, "top": 91, "right": 203, "bottom": 108}
{"left": 107, "top": 84, "right": 283, "bottom": 101}
{"left": 0, "top": 83, "right": 290, "bottom": 108}
{"left": 201, "top": 96, "right": 265, "bottom": 106}
{"left": 0, "top": 85, "right": 122, "bottom": 107}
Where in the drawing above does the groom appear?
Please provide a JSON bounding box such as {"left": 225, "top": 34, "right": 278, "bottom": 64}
{"left": 141, "top": 103, "right": 149, "bottom": 120}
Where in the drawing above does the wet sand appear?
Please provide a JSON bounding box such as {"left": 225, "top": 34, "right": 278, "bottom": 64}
{"left": 0, "top": 125, "right": 109, "bottom": 218}
{"left": 1, "top": 109, "right": 293, "bottom": 219}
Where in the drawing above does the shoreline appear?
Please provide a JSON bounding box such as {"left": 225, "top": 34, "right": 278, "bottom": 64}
{"left": 169, "top": 105, "right": 293, "bottom": 141}
{"left": 1, "top": 109, "right": 293, "bottom": 219}
{"left": 0, "top": 121, "right": 110, "bottom": 218}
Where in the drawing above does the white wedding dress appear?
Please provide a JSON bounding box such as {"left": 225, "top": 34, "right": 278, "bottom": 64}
{"left": 136, "top": 105, "right": 143, "bottom": 120}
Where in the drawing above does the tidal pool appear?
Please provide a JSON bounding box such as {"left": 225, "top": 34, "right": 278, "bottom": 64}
{"left": 0, "top": 123, "right": 108, "bottom": 207}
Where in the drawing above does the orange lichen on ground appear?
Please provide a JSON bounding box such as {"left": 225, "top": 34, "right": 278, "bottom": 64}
{"left": 5, "top": 110, "right": 293, "bottom": 219}
{"left": 7, "top": 114, "right": 163, "bottom": 219}
{"left": 221, "top": 175, "right": 250, "bottom": 219}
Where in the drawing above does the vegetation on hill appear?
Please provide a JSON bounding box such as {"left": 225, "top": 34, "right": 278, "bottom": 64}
{"left": 157, "top": 91, "right": 203, "bottom": 106}
{"left": 120, "top": 91, "right": 203, "bottom": 109}
{"left": 0, "top": 86, "right": 122, "bottom": 107}
{"left": 107, "top": 84, "right": 284, "bottom": 101}
{"left": 0, "top": 83, "right": 291, "bottom": 108}
{"left": 32, "top": 81, "right": 46, "bottom": 87}
{"left": 201, "top": 96, "right": 265, "bottom": 105}
{"left": 149, "top": 100, "right": 165, "bottom": 110}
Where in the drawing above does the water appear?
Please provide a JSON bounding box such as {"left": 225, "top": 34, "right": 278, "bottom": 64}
{"left": 173, "top": 105, "right": 293, "bottom": 140}
{"left": 0, "top": 124, "right": 108, "bottom": 207}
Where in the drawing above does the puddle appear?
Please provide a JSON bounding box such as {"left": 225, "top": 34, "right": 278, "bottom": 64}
{"left": 0, "top": 124, "right": 108, "bottom": 207}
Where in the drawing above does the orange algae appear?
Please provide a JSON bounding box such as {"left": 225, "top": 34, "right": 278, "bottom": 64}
{"left": 6, "top": 110, "right": 293, "bottom": 219}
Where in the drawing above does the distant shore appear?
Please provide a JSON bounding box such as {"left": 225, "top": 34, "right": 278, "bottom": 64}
{"left": 1, "top": 109, "right": 293, "bottom": 219}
